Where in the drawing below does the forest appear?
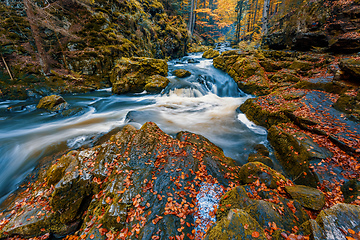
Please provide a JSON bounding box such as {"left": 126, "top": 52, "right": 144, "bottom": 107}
{"left": 0, "top": 0, "right": 359, "bottom": 239}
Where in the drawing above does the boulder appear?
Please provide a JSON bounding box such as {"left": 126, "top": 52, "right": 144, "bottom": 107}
{"left": 172, "top": 69, "right": 191, "bottom": 78}
{"left": 110, "top": 57, "right": 168, "bottom": 94}
{"left": 202, "top": 49, "right": 220, "bottom": 59}
{"left": 36, "top": 95, "right": 68, "bottom": 111}
{"left": 285, "top": 185, "right": 325, "bottom": 210}
{"left": 315, "top": 203, "right": 360, "bottom": 239}
{"left": 144, "top": 75, "right": 169, "bottom": 93}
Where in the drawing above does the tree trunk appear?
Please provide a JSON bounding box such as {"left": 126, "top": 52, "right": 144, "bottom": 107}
{"left": 188, "top": 0, "right": 195, "bottom": 36}
{"left": 252, "top": 0, "right": 259, "bottom": 32}
{"left": 24, "top": 0, "right": 50, "bottom": 74}
{"left": 262, "top": 0, "right": 270, "bottom": 35}
{"left": 191, "top": 0, "right": 197, "bottom": 36}
{"left": 235, "top": 0, "right": 244, "bottom": 44}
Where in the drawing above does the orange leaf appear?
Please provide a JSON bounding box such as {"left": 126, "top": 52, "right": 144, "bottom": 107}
{"left": 251, "top": 231, "right": 260, "bottom": 238}
{"left": 348, "top": 229, "right": 355, "bottom": 234}
{"left": 89, "top": 234, "right": 95, "bottom": 239}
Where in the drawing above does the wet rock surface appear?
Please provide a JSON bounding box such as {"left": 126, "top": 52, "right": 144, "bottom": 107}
{"left": 215, "top": 49, "right": 360, "bottom": 230}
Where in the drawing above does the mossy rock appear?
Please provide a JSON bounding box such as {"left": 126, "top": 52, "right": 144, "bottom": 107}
{"left": 254, "top": 144, "right": 270, "bottom": 156}
{"left": 267, "top": 125, "right": 320, "bottom": 187}
{"left": 46, "top": 151, "right": 77, "bottom": 186}
{"left": 270, "top": 72, "right": 300, "bottom": 83}
{"left": 205, "top": 209, "right": 266, "bottom": 240}
{"left": 202, "top": 49, "right": 220, "bottom": 59}
{"left": 173, "top": 69, "right": 191, "bottom": 78}
{"left": 239, "top": 98, "right": 290, "bottom": 129}
{"left": 216, "top": 186, "right": 251, "bottom": 222}
{"left": 238, "top": 162, "right": 286, "bottom": 189}
{"left": 285, "top": 185, "right": 325, "bottom": 210}
{"left": 144, "top": 74, "right": 169, "bottom": 93}
{"left": 110, "top": 57, "right": 168, "bottom": 94}
{"left": 339, "top": 58, "right": 360, "bottom": 79}
{"left": 37, "top": 95, "right": 69, "bottom": 111}
{"left": 289, "top": 60, "right": 314, "bottom": 72}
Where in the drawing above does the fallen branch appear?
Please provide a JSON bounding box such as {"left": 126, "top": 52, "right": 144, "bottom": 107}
{"left": 1, "top": 54, "right": 14, "bottom": 81}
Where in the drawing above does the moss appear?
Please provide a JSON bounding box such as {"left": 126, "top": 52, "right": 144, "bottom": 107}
{"left": 46, "top": 151, "right": 77, "bottom": 186}
{"left": 206, "top": 209, "right": 266, "bottom": 240}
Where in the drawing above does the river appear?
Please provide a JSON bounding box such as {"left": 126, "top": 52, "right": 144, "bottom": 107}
{"left": 0, "top": 49, "right": 268, "bottom": 205}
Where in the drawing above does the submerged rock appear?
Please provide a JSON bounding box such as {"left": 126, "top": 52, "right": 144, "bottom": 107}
{"left": 36, "top": 95, "right": 68, "bottom": 111}
{"left": 173, "top": 69, "right": 191, "bottom": 78}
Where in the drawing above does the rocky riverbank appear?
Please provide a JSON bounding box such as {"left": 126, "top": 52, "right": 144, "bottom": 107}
{"left": 0, "top": 0, "right": 189, "bottom": 100}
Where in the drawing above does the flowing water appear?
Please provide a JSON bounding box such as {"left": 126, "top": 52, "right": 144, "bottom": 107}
{"left": 0, "top": 49, "right": 268, "bottom": 208}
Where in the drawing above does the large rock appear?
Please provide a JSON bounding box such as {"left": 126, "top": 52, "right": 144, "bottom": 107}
{"left": 202, "top": 49, "right": 220, "bottom": 59}
{"left": 213, "top": 53, "right": 270, "bottom": 95}
{"left": 285, "top": 185, "right": 325, "bottom": 210}
{"left": 36, "top": 95, "right": 68, "bottom": 111}
{"left": 0, "top": 122, "right": 240, "bottom": 239}
{"left": 110, "top": 57, "right": 168, "bottom": 94}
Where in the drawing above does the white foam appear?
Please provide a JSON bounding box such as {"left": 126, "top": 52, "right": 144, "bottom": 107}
{"left": 237, "top": 113, "right": 267, "bottom": 135}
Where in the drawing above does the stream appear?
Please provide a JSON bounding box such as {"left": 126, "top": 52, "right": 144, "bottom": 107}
{"left": 0, "top": 49, "right": 268, "bottom": 208}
